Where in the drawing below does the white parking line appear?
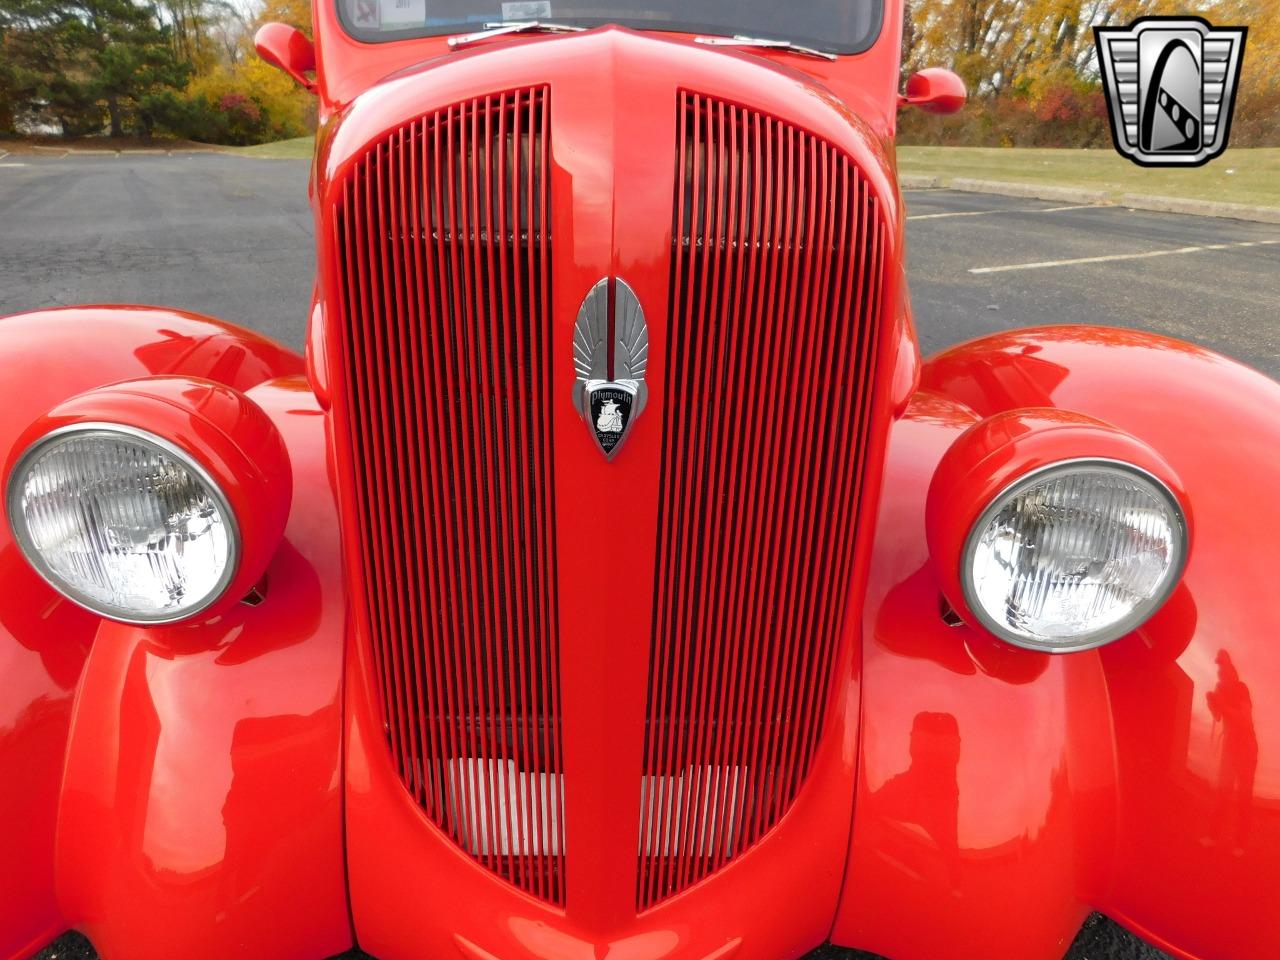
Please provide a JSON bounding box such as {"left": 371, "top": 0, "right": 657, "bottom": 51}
{"left": 0, "top": 162, "right": 28, "bottom": 168}
{"left": 907, "top": 204, "right": 1101, "bottom": 221}
{"left": 969, "top": 238, "right": 1280, "bottom": 274}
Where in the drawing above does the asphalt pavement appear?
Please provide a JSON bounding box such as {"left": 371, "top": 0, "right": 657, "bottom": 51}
{"left": 903, "top": 187, "right": 1280, "bottom": 376}
{"left": 0, "top": 154, "right": 313, "bottom": 345}
{"left": 2, "top": 153, "right": 1277, "bottom": 373}
{"left": 6, "top": 152, "right": 1278, "bottom": 960}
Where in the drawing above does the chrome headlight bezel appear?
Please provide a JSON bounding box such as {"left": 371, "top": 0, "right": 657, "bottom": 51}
{"left": 5, "top": 422, "right": 242, "bottom": 625}
{"left": 960, "top": 457, "right": 1188, "bottom": 653}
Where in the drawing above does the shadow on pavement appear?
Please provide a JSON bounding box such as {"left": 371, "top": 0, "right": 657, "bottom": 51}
{"left": 34, "top": 914, "right": 1171, "bottom": 960}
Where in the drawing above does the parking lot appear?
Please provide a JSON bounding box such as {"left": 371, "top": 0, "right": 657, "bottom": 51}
{"left": 4, "top": 153, "right": 1278, "bottom": 960}
{"left": 904, "top": 187, "right": 1280, "bottom": 374}
{"left": 1, "top": 153, "right": 1276, "bottom": 376}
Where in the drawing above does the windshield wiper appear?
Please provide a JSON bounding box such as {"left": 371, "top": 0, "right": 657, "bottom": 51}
{"left": 449, "top": 21, "right": 585, "bottom": 49}
{"left": 693, "top": 35, "right": 837, "bottom": 61}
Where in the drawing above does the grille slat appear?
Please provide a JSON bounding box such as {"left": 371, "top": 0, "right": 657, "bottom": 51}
{"left": 638, "top": 93, "right": 885, "bottom": 909}
{"left": 335, "top": 87, "right": 566, "bottom": 905}
{"left": 334, "top": 83, "right": 884, "bottom": 912}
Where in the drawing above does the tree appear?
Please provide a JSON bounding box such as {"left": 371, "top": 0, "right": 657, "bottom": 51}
{"left": 256, "top": 0, "right": 311, "bottom": 37}
{"left": 901, "top": 0, "right": 918, "bottom": 75}
{"left": 159, "top": 0, "right": 233, "bottom": 73}
{"left": 0, "top": 0, "right": 189, "bottom": 137}
{"left": 909, "top": 0, "right": 1184, "bottom": 96}
{"left": 903, "top": 0, "right": 1276, "bottom": 146}
{"left": 1, "top": 0, "right": 102, "bottom": 136}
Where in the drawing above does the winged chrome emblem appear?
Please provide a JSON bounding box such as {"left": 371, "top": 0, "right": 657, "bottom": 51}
{"left": 1095, "top": 17, "right": 1247, "bottom": 167}
{"left": 573, "top": 277, "right": 648, "bottom": 460}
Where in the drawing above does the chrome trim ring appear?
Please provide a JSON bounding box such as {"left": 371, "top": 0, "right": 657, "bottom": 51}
{"left": 5, "top": 422, "right": 242, "bottom": 625}
{"left": 959, "top": 457, "right": 1188, "bottom": 654}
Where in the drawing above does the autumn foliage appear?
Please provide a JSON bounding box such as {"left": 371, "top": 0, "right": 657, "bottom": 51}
{"left": 2, "top": 0, "right": 1275, "bottom": 146}
{"left": 0, "top": 0, "right": 313, "bottom": 143}
{"left": 142, "top": 0, "right": 314, "bottom": 144}
{"left": 902, "top": 0, "right": 1279, "bottom": 147}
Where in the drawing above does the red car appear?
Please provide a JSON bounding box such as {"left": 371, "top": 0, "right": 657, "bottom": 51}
{"left": 2, "top": 2, "right": 1276, "bottom": 959}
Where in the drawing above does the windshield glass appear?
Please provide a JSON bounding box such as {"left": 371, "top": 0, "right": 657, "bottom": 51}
{"left": 338, "top": 0, "right": 884, "bottom": 55}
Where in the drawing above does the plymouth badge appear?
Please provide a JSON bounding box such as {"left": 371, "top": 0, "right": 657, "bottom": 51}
{"left": 573, "top": 277, "right": 648, "bottom": 459}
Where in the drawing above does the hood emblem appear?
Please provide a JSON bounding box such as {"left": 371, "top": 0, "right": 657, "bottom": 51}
{"left": 573, "top": 278, "right": 648, "bottom": 460}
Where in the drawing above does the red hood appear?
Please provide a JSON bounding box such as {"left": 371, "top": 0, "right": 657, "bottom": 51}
{"left": 307, "top": 26, "right": 912, "bottom": 959}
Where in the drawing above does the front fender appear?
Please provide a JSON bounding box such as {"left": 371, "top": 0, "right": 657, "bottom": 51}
{"left": 53, "top": 375, "right": 351, "bottom": 960}
{"left": 834, "top": 326, "right": 1280, "bottom": 960}
{"left": 831, "top": 389, "right": 1113, "bottom": 960}
{"left": 0, "top": 307, "right": 310, "bottom": 960}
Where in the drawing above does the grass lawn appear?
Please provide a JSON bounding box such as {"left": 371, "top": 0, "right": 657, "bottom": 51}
{"left": 897, "top": 145, "right": 1280, "bottom": 208}
{"left": 228, "top": 136, "right": 315, "bottom": 159}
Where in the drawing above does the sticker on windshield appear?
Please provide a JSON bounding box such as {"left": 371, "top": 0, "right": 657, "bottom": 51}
{"left": 503, "top": 0, "right": 551, "bottom": 19}
{"left": 380, "top": 0, "right": 426, "bottom": 27}
{"left": 348, "top": 0, "right": 379, "bottom": 29}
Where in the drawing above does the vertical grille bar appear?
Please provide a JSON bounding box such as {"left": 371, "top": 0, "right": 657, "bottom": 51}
{"left": 638, "top": 92, "right": 885, "bottom": 909}
{"left": 334, "top": 87, "right": 566, "bottom": 905}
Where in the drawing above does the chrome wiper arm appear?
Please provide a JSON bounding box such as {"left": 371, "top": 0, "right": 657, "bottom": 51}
{"left": 693, "top": 34, "right": 837, "bottom": 61}
{"left": 448, "top": 20, "right": 585, "bottom": 49}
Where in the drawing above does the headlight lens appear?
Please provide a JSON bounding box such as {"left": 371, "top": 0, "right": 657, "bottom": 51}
{"left": 963, "top": 460, "right": 1186, "bottom": 651}
{"left": 6, "top": 426, "right": 238, "bottom": 623}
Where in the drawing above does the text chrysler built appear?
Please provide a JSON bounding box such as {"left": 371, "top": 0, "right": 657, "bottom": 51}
{"left": 1, "top": 2, "right": 1276, "bottom": 959}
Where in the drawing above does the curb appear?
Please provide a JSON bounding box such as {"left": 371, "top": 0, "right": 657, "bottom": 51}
{"left": 948, "top": 178, "right": 1108, "bottom": 205}
{"left": 210, "top": 143, "right": 316, "bottom": 160}
{"left": 21, "top": 144, "right": 212, "bottom": 158}
{"left": 1120, "top": 193, "right": 1280, "bottom": 225}
{"left": 216, "top": 151, "right": 308, "bottom": 160}
{"left": 899, "top": 174, "right": 941, "bottom": 190}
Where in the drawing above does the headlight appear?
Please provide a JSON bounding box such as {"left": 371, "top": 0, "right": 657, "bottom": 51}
{"left": 962, "top": 459, "right": 1186, "bottom": 652}
{"left": 6, "top": 424, "right": 239, "bottom": 623}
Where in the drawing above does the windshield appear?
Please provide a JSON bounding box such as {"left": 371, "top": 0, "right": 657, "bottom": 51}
{"left": 338, "top": 0, "right": 884, "bottom": 55}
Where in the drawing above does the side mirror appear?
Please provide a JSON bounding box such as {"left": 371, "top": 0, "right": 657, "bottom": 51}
{"left": 255, "top": 22, "right": 317, "bottom": 93}
{"left": 899, "top": 68, "right": 967, "bottom": 115}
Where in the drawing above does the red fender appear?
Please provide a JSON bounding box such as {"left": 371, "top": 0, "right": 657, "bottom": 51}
{"left": 833, "top": 326, "right": 1280, "bottom": 960}
{"left": 0, "top": 308, "right": 320, "bottom": 960}
{"left": 54, "top": 375, "right": 351, "bottom": 960}
{"left": 831, "top": 390, "right": 1113, "bottom": 959}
